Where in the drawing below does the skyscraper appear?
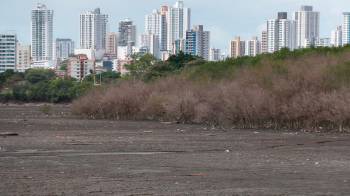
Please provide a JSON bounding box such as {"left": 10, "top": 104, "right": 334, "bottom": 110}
{"left": 0, "top": 33, "right": 17, "bottom": 72}
{"left": 185, "top": 25, "right": 210, "bottom": 60}
{"left": 278, "top": 18, "right": 296, "bottom": 50}
{"left": 31, "top": 3, "right": 53, "bottom": 62}
{"left": 167, "top": 0, "right": 191, "bottom": 52}
{"left": 140, "top": 33, "right": 160, "bottom": 58}
{"left": 331, "top": 26, "right": 342, "bottom": 47}
{"left": 247, "top": 37, "right": 261, "bottom": 57}
{"left": 230, "top": 36, "right": 245, "bottom": 58}
{"left": 267, "top": 19, "right": 279, "bottom": 53}
{"left": 105, "top": 32, "right": 118, "bottom": 59}
{"left": 261, "top": 30, "right": 268, "bottom": 54}
{"left": 145, "top": 10, "right": 161, "bottom": 37}
{"left": 118, "top": 19, "right": 137, "bottom": 47}
{"left": 80, "top": 8, "right": 108, "bottom": 51}
{"left": 55, "top": 39, "right": 75, "bottom": 60}
{"left": 295, "top": 6, "right": 320, "bottom": 48}
{"left": 267, "top": 12, "right": 296, "bottom": 53}
{"left": 342, "top": 13, "right": 350, "bottom": 46}
{"left": 160, "top": 6, "right": 169, "bottom": 51}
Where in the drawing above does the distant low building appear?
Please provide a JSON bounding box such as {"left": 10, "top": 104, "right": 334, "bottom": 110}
{"left": 209, "top": 48, "right": 221, "bottom": 61}
{"left": 67, "top": 54, "right": 95, "bottom": 81}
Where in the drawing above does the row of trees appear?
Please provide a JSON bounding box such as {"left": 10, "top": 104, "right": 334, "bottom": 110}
{"left": 0, "top": 69, "right": 120, "bottom": 103}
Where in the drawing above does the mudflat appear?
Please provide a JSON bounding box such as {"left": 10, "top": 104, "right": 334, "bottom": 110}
{"left": 0, "top": 105, "right": 349, "bottom": 196}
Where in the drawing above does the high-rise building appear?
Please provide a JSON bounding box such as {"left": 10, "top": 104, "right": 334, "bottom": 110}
{"left": 160, "top": 6, "right": 169, "bottom": 51}
{"left": 31, "top": 3, "right": 53, "bottom": 62}
{"left": 105, "top": 32, "right": 118, "bottom": 59}
{"left": 279, "top": 19, "right": 297, "bottom": 50}
{"left": 267, "top": 19, "right": 279, "bottom": 53}
{"left": 267, "top": 12, "right": 296, "bottom": 53}
{"left": 55, "top": 39, "right": 74, "bottom": 61}
{"left": 118, "top": 19, "right": 137, "bottom": 47}
{"left": 145, "top": 10, "right": 161, "bottom": 37}
{"left": 0, "top": 34, "right": 17, "bottom": 72}
{"left": 230, "top": 36, "right": 245, "bottom": 58}
{"left": 210, "top": 48, "right": 221, "bottom": 61}
{"left": 295, "top": 6, "right": 320, "bottom": 48}
{"left": 342, "top": 13, "right": 350, "bottom": 46}
{"left": 331, "top": 26, "right": 342, "bottom": 47}
{"left": 140, "top": 33, "right": 160, "bottom": 58}
{"left": 185, "top": 25, "right": 210, "bottom": 60}
{"left": 261, "top": 30, "right": 268, "bottom": 53}
{"left": 247, "top": 37, "right": 261, "bottom": 57}
{"left": 167, "top": 0, "right": 191, "bottom": 52}
{"left": 16, "top": 43, "right": 31, "bottom": 72}
{"left": 80, "top": 8, "right": 108, "bottom": 51}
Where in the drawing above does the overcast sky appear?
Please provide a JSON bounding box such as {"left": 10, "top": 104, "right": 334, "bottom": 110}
{"left": 0, "top": 0, "right": 349, "bottom": 51}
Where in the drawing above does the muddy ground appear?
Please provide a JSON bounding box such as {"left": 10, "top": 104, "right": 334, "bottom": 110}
{"left": 0, "top": 104, "right": 350, "bottom": 196}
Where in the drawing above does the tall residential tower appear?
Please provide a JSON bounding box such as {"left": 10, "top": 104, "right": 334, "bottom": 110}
{"left": 31, "top": 3, "right": 53, "bottom": 63}
{"left": 295, "top": 6, "right": 320, "bottom": 48}
{"left": 80, "top": 8, "right": 108, "bottom": 50}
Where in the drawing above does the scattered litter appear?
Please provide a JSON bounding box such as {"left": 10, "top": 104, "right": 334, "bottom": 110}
{"left": 254, "top": 131, "right": 260, "bottom": 134}
{"left": 187, "top": 173, "right": 207, "bottom": 177}
{"left": 225, "top": 149, "right": 230, "bottom": 153}
{"left": 315, "top": 162, "right": 320, "bottom": 165}
{"left": 0, "top": 132, "right": 19, "bottom": 137}
{"left": 161, "top": 121, "right": 176, "bottom": 125}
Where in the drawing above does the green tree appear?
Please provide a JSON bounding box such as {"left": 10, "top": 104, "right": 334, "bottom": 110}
{"left": 25, "top": 68, "right": 56, "bottom": 84}
{"left": 125, "top": 54, "right": 157, "bottom": 80}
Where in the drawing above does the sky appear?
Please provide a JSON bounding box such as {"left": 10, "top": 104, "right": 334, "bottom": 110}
{"left": 0, "top": 0, "right": 349, "bottom": 51}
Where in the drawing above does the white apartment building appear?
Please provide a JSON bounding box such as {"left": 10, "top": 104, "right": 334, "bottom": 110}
{"left": 67, "top": 54, "right": 95, "bottom": 81}
{"left": 295, "top": 6, "right": 320, "bottom": 48}
{"left": 16, "top": 43, "right": 31, "bottom": 72}
{"left": 0, "top": 34, "right": 17, "bottom": 72}
{"left": 267, "top": 19, "right": 279, "bottom": 53}
{"left": 167, "top": 0, "right": 191, "bottom": 52}
{"left": 278, "top": 19, "right": 297, "bottom": 50}
{"left": 331, "top": 26, "right": 342, "bottom": 47}
{"left": 267, "top": 12, "right": 296, "bottom": 53}
{"left": 342, "top": 13, "right": 350, "bottom": 46}
{"left": 261, "top": 30, "right": 268, "bottom": 54}
{"left": 80, "top": 8, "right": 108, "bottom": 51}
{"left": 31, "top": 3, "right": 53, "bottom": 63}
{"left": 210, "top": 48, "right": 221, "bottom": 61}
{"left": 246, "top": 37, "right": 261, "bottom": 57}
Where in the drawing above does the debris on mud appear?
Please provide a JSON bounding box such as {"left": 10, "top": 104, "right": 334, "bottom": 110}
{"left": 0, "top": 132, "right": 19, "bottom": 137}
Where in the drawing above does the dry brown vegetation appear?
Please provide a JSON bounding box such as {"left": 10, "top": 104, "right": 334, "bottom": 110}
{"left": 72, "top": 48, "right": 350, "bottom": 130}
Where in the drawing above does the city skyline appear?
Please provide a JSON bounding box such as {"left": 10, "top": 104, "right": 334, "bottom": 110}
{"left": 1, "top": 0, "right": 350, "bottom": 50}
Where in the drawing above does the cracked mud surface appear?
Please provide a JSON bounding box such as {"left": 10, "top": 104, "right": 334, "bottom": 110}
{"left": 0, "top": 105, "right": 350, "bottom": 196}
